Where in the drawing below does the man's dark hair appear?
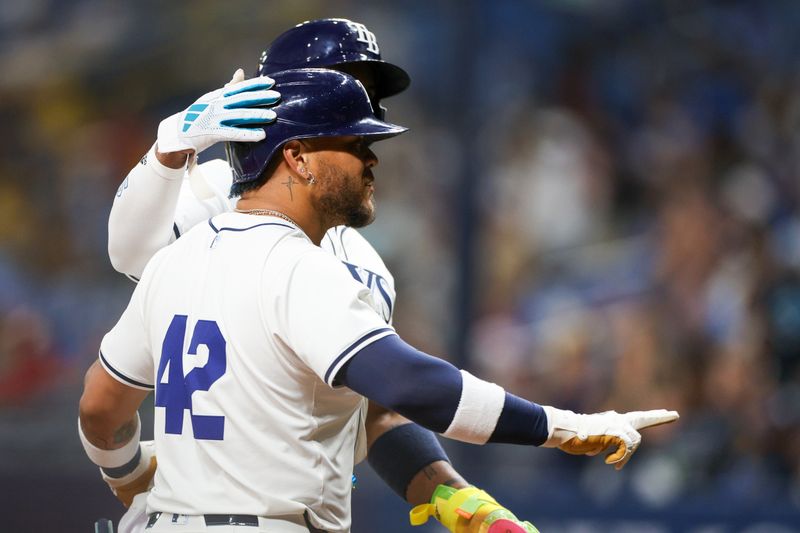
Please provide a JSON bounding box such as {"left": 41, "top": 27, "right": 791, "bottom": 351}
{"left": 229, "top": 152, "right": 282, "bottom": 198}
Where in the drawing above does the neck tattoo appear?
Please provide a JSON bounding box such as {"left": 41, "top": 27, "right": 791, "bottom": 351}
{"left": 234, "top": 208, "right": 300, "bottom": 228}
{"left": 281, "top": 175, "right": 296, "bottom": 201}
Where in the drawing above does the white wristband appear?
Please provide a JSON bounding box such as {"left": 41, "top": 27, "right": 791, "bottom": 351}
{"left": 442, "top": 370, "right": 506, "bottom": 445}
{"left": 78, "top": 413, "right": 141, "bottom": 468}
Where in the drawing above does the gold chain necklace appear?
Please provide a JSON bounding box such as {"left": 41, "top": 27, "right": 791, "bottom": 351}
{"left": 234, "top": 208, "right": 300, "bottom": 227}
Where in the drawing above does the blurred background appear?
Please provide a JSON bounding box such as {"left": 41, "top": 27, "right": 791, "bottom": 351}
{"left": 1, "top": 0, "right": 799, "bottom": 531}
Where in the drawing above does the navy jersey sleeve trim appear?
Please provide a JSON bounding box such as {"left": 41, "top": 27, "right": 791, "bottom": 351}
{"left": 325, "top": 232, "right": 338, "bottom": 256}
{"left": 208, "top": 218, "right": 293, "bottom": 235}
{"left": 172, "top": 223, "right": 181, "bottom": 240}
{"left": 99, "top": 351, "right": 154, "bottom": 390}
{"left": 324, "top": 327, "right": 396, "bottom": 385}
{"left": 338, "top": 226, "right": 350, "bottom": 261}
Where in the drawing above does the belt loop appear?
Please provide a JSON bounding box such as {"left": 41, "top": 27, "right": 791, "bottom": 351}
{"left": 145, "top": 512, "right": 161, "bottom": 529}
{"left": 303, "top": 511, "right": 328, "bottom": 533}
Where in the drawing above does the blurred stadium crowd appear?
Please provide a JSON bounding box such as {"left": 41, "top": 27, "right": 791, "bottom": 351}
{"left": 0, "top": 0, "right": 798, "bottom": 530}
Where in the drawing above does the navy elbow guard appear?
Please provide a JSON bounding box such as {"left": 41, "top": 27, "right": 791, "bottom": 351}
{"left": 367, "top": 423, "right": 450, "bottom": 500}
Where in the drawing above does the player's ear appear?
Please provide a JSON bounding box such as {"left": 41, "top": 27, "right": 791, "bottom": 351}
{"left": 282, "top": 140, "right": 308, "bottom": 177}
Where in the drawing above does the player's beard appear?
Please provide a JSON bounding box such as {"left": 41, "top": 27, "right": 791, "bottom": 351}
{"left": 313, "top": 161, "right": 375, "bottom": 228}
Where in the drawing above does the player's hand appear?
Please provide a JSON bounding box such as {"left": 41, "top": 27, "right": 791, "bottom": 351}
{"left": 410, "top": 485, "right": 539, "bottom": 533}
{"left": 101, "top": 440, "right": 157, "bottom": 507}
{"left": 156, "top": 68, "right": 280, "bottom": 157}
{"left": 541, "top": 407, "right": 679, "bottom": 470}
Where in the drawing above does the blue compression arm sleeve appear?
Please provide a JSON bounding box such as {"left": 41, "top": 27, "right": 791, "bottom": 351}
{"left": 338, "top": 335, "right": 548, "bottom": 445}
{"left": 367, "top": 423, "right": 450, "bottom": 499}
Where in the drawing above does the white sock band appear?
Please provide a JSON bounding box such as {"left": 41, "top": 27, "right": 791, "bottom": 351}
{"left": 78, "top": 413, "right": 141, "bottom": 468}
{"left": 442, "top": 370, "right": 506, "bottom": 444}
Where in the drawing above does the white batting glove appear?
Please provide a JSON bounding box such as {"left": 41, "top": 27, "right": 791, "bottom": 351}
{"left": 156, "top": 68, "right": 279, "bottom": 156}
{"left": 101, "top": 440, "right": 157, "bottom": 507}
{"left": 541, "top": 407, "right": 679, "bottom": 470}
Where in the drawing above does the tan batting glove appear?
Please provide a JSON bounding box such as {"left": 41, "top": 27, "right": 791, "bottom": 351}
{"left": 101, "top": 440, "right": 157, "bottom": 507}
{"left": 541, "top": 407, "right": 679, "bottom": 470}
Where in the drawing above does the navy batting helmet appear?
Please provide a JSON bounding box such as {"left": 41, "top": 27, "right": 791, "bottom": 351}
{"left": 226, "top": 68, "right": 407, "bottom": 185}
{"left": 257, "top": 18, "right": 410, "bottom": 100}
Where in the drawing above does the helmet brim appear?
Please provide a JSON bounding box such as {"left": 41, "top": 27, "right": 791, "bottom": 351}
{"left": 341, "top": 115, "right": 408, "bottom": 140}
{"left": 272, "top": 116, "right": 408, "bottom": 144}
{"left": 336, "top": 60, "right": 411, "bottom": 99}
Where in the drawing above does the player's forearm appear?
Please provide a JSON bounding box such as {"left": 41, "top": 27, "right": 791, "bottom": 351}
{"left": 364, "top": 411, "right": 531, "bottom": 532}
{"left": 366, "top": 403, "right": 467, "bottom": 504}
{"left": 341, "top": 335, "right": 548, "bottom": 446}
{"left": 78, "top": 362, "right": 144, "bottom": 447}
{"left": 80, "top": 412, "right": 138, "bottom": 451}
{"left": 405, "top": 460, "right": 467, "bottom": 506}
{"left": 108, "top": 143, "right": 186, "bottom": 278}
{"left": 79, "top": 362, "right": 157, "bottom": 507}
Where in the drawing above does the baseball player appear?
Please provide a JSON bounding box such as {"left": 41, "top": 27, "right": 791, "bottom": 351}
{"left": 81, "top": 69, "right": 679, "bottom": 533}
{"left": 105, "top": 19, "right": 544, "bottom": 532}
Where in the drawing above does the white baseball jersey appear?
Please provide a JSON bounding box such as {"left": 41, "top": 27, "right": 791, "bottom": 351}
{"left": 100, "top": 212, "right": 397, "bottom": 532}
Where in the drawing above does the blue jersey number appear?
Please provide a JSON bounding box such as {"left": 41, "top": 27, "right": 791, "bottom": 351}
{"left": 155, "top": 315, "right": 226, "bottom": 440}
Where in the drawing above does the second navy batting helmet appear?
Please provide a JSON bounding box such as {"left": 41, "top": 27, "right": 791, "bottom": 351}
{"left": 226, "top": 68, "right": 407, "bottom": 185}
{"left": 257, "top": 18, "right": 410, "bottom": 100}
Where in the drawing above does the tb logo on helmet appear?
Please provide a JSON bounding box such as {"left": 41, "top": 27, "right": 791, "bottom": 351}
{"left": 347, "top": 21, "right": 380, "bottom": 55}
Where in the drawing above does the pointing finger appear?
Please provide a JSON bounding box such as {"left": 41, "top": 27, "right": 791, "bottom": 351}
{"left": 625, "top": 410, "right": 679, "bottom": 430}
